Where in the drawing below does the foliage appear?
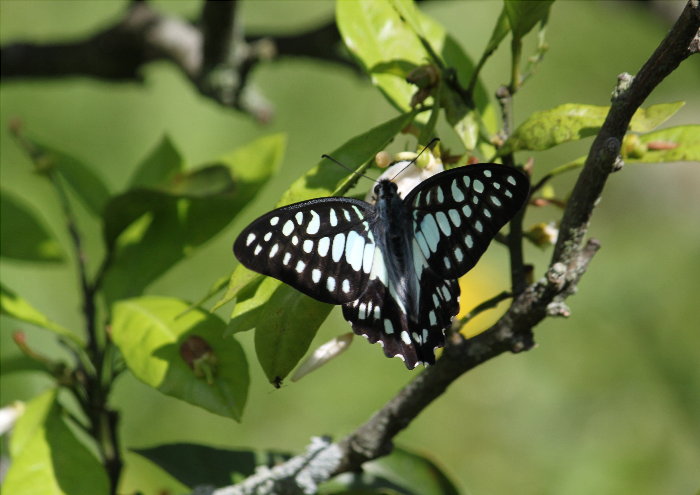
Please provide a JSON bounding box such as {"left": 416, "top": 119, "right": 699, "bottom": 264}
{"left": 1, "top": 1, "right": 698, "bottom": 494}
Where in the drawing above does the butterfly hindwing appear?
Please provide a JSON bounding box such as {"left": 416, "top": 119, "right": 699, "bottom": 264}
{"left": 342, "top": 266, "right": 460, "bottom": 369}
{"left": 233, "top": 197, "right": 377, "bottom": 305}
{"left": 406, "top": 164, "right": 529, "bottom": 279}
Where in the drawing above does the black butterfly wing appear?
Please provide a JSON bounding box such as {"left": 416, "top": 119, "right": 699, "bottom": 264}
{"left": 405, "top": 164, "right": 530, "bottom": 279}
{"left": 233, "top": 197, "right": 378, "bottom": 305}
{"left": 342, "top": 263, "right": 459, "bottom": 369}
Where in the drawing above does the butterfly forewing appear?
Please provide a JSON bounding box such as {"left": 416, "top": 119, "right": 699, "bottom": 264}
{"left": 406, "top": 164, "right": 529, "bottom": 279}
{"left": 233, "top": 197, "right": 377, "bottom": 305}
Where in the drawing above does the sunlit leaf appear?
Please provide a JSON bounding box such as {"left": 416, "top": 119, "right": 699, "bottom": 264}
{"left": 502, "top": 102, "right": 685, "bottom": 153}
{"left": 1, "top": 191, "right": 64, "bottom": 262}
{"left": 3, "top": 389, "right": 110, "bottom": 495}
{"left": 111, "top": 296, "right": 249, "bottom": 420}
{"left": 337, "top": 0, "right": 496, "bottom": 148}
{"left": 1, "top": 284, "right": 83, "bottom": 346}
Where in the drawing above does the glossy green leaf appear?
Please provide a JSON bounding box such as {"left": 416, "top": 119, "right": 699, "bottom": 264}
{"left": 132, "top": 443, "right": 292, "bottom": 489}
{"left": 25, "top": 137, "right": 111, "bottom": 217}
{"left": 1, "top": 191, "right": 64, "bottom": 262}
{"left": 504, "top": 0, "right": 554, "bottom": 40}
{"left": 337, "top": 0, "right": 496, "bottom": 146}
{"left": 320, "top": 446, "right": 460, "bottom": 495}
{"left": 101, "top": 134, "right": 285, "bottom": 303}
{"left": 1, "top": 283, "right": 83, "bottom": 346}
{"left": 3, "top": 389, "right": 110, "bottom": 495}
{"left": 128, "top": 135, "right": 184, "bottom": 189}
{"left": 502, "top": 102, "right": 685, "bottom": 153}
{"left": 111, "top": 296, "right": 249, "bottom": 420}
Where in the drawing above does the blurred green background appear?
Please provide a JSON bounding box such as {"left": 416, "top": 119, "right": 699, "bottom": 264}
{"left": 1, "top": 1, "right": 698, "bottom": 494}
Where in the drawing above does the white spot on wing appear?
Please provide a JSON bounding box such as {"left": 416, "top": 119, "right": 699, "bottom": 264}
{"left": 462, "top": 204, "right": 472, "bottom": 217}
{"left": 332, "top": 233, "right": 345, "bottom": 262}
{"left": 473, "top": 179, "right": 484, "bottom": 193}
{"left": 295, "top": 260, "right": 306, "bottom": 273}
{"left": 312, "top": 269, "right": 321, "bottom": 283}
{"left": 282, "top": 220, "right": 294, "bottom": 236}
{"left": 295, "top": 211, "right": 304, "bottom": 225}
{"left": 342, "top": 279, "right": 350, "bottom": 293}
{"left": 270, "top": 216, "right": 279, "bottom": 226}
{"left": 306, "top": 210, "right": 320, "bottom": 234}
{"left": 401, "top": 331, "right": 411, "bottom": 345}
{"left": 254, "top": 244, "right": 262, "bottom": 255}
{"left": 483, "top": 169, "right": 492, "bottom": 178}
{"left": 362, "top": 242, "right": 374, "bottom": 273}
{"left": 465, "top": 235, "right": 474, "bottom": 248}
{"left": 329, "top": 208, "right": 338, "bottom": 226}
{"left": 326, "top": 276, "right": 336, "bottom": 292}
{"left": 246, "top": 233, "right": 256, "bottom": 246}
{"left": 490, "top": 195, "right": 502, "bottom": 207}
{"left": 264, "top": 232, "right": 272, "bottom": 242}
{"left": 448, "top": 209, "right": 461, "bottom": 227}
{"left": 384, "top": 319, "right": 394, "bottom": 335}
{"left": 345, "top": 230, "right": 365, "bottom": 271}
{"left": 436, "top": 211, "right": 451, "bottom": 236}
{"left": 451, "top": 180, "right": 465, "bottom": 202}
{"left": 507, "top": 175, "right": 517, "bottom": 185}
{"left": 420, "top": 214, "right": 440, "bottom": 252}
{"left": 269, "top": 244, "right": 279, "bottom": 258}
{"left": 318, "top": 237, "right": 330, "bottom": 257}
{"left": 283, "top": 252, "right": 292, "bottom": 265}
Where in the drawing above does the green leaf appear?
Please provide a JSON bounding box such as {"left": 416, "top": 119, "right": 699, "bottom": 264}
{"left": 1, "top": 283, "right": 83, "bottom": 347}
{"left": 631, "top": 125, "right": 700, "bottom": 163}
{"left": 336, "top": 0, "right": 496, "bottom": 147}
{"left": 128, "top": 135, "right": 184, "bottom": 189}
{"left": 546, "top": 124, "right": 700, "bottom": 180}
{"left": 101, "top": 134, "right": 285, "bottom": 303}
{"left": 629, "top": 102, "right": 686, "bottom": 133}
{"left": 132, "top": 443, "right": 292, "bottom": 489}
{"left": 212, "top": 264, "right": 261, "bottom": 312}
{"left": 4, "top": 389, "right": 110, "bottom": 495}
{"left": 278, "top": 112, "right": 417, "bottom": 206}
{"left": 320, "top": 446, "right": 460, "bottom": 495}
{"left": 504, "top": 0, "right": 554, "bottom": 40}
{"left": 1, "top": 190, "right": 64, "bottom": 262}
{"left": 26, "top": 137, "right": 111, "bottom": 217}
{"left": 481, "top": 8, "right": 512, "bottom": 60}
{"left": 111, "top": 296, "right": 249, "bottom": 420}
{"left": 502, "top": 102, "right": 685, "bottom": 153}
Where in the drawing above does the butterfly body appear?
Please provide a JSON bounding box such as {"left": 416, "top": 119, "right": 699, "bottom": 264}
{"left": 234, "top": 163, "right": 529, "bottom": 369}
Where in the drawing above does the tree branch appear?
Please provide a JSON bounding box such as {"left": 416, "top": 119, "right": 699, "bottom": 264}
{"left": 203, "top": 2, "right": 699, "bottom": 493}
{"left": 0, "top": 0, "right": 356, "bottom": 122}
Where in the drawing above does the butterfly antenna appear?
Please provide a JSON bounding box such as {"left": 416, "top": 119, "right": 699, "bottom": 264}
{"left": 321, "top": 154, "right": 376, "bottom": 183}
{"left": 389, "top": 137, "right": 440, "bottom": 181}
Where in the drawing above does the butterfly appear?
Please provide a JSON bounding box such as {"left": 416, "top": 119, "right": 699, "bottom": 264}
{"left": 234, "top": 161, "right": 529, "bottom": 369}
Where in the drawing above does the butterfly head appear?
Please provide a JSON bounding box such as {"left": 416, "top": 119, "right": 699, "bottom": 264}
{"left": 373, "top": 179, "right": 400, "bottom": 201}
